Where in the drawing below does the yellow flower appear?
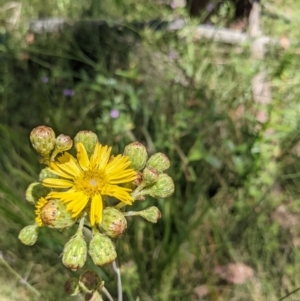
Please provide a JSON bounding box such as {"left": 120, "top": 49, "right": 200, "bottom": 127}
{"left": 42, "top": 143, "right": 137, "bottom": 225}
{"left": 35, "top": 197, "right": 48, "bottom": 227}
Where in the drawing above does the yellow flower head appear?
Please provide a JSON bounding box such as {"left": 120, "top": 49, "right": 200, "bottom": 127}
{"left": 35, "top": 197, "right": 48, "bottom": 227}
{"left": 42, "top": 143, "right": 137, "bottom": 225}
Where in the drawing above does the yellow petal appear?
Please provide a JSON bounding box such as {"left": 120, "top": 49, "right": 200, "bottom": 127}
{"left": 106, "top": 155, "right": 131, "bottom": 171}
{"left": 90, "top": 194, "right": 103, "bottom": 225}
{"left": 50, "top": 159, "right": 81, "bottom": 178}
{"left": 106, "top": 169, "right": 137, "bottom": 184}
{"left": 43, "top": 178, "right": 73, "bottom": 188}
{"left": 89, "top": 143, "right": 101, "bottom": 168}
{"left": 47, "top": 165, "right": 74, "bottom": 179}
{"left": 68, "top": 195, "right": 89, "bottom": 217}
{"left": 47, "top": 190, "right": 89, "bottom": 217}
{"left": 47, "top": 189, "right": 80, "bottom": 203}
{"left": 90, "top": 144, "right": 111, "bottom": 170}
{"left": 104, "top": 185, "right": 133, "bottom": 205}
{"left": 57, "top": 152, "right": 73, "bottom": 163}
{"left": 76, "top": 142, "right": 90, "bottom": 171}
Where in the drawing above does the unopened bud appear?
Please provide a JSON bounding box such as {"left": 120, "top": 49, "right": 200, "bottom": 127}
{"left": 51, "top": 134, "right": 73, "bottom": 160}
{"left": 30, "top": 126, "right": 56, "bottom": 156}
{"left": 89, "top": 232, "right": 117, "bottom": 266}
{"left": 62, "top": 232, "right": 87, "bottom": 271}
{"left": 142, "top": 167, "right": 159, "bottom": 186}
{"left": 124, "top": 142, "right": 148, "bottom": 171}
{"left": 100, "top": 207, "right": 127, "bottom": 238}
{"left": 133, "top": 171, "right": 143, "bottom": 186}
{"left": 25, "top": 182, "right": 50, "bottom": 204}
{"left": 79, "top": 270, "right": 101, "bottom": 293}
{"left": 141, "top": 174, "right": 174, "bottom": 198}
{"left": 40, "top": 199, "right": 76, "bottom": 229}
{"left": 18, "top": 224, "right": 39, "bottom": 246}
{"left": 138, "top": 206, "right": 161, "bottom": 223}
{"left": 39, "top": 168, "right": 59, "bottom": 181}
{"left": 64, "top": 278, "right": 81, "bottom": 296}
{"left": 146, "top": 153, "right": 170, "bottom": 173}
{"left": 74, "top": 131, "right": 98, "bottom": 156}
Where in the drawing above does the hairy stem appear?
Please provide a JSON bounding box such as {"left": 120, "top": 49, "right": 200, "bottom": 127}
{"left": 112, "top": 261, "right": 123, "bottom": 301}
{"left": 101, "top": 286, "right": 114, "bottom": 301}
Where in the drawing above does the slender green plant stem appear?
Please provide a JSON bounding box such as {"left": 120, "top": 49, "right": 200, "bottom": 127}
{"left": 0, "top": 252, "right": 43, "bottom": 298}
{"left": 277, "top": 286, "right": 300, "bottom": 301}
{"left": 87, "top": 290, "right": 104, "bottom": 301}
{"left": 77, "top": 215, "right": 86, "bottom": 232}
{"left": 101, "top": 286, "right": 115, "bottom": 301}
{"left": 112, "top": 261, "right": 123, "bottom": 301}
{"left": 122, "top": 211, "right": 138, "bottom": 217}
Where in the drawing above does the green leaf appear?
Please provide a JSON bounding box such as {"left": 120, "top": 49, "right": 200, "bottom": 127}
{"left": 187, "top": 138, "right": 205, "bottom": 162}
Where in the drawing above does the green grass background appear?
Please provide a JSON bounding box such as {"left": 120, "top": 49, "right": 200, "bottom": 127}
{"left": 1, "top": 0, "right": 300, "bottom": 300}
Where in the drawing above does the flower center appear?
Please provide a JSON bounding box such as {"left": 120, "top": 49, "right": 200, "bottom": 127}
{"left": 74, "top": 170, "right": 107, "bottom": 196}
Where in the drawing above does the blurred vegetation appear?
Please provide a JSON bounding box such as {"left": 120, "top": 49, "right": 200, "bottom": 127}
{"left": 2, "top": 0, "right": 300, "bottom": 300}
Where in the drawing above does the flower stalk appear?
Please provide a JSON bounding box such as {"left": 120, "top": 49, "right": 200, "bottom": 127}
{"left": 20, "top": 126, "right": 175, "bottom": 299}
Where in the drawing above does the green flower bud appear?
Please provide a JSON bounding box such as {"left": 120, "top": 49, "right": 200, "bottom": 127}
{"left": 124, "top": 142, "right": 148, "bottom": 171}
{"left": 30, "top": 126, "right": 56, "bottom": 156}
{"left": 64, "top": 278, "right": 81, "bottom": 296}
{"left": 25, "top": 182, "right": 50, "bottom": 204}
{"left": 142, "top": 167, "right": 159, "bottom": 186}
{"left": 138, "top": 206, "right": 161, "bottom": 223}
{"left": 56, "top": 134, "right": 73, "bottom": 151}
{"left": 146, "top": 153, "right": 170, "bottom": 173}
{"left": 89, "top": 232, "right": 117, "bottom": 266}
{"left": 39, "top": 168, "right": 59, "bottom": 181}
{"left": 74, "top": 131, "right": 98, "bottom": 156}
{"left": 100, "top": 207, "right": 127, "bottom": 238}
{"left": 141, "top": 174, "right": 174, "bottom": 198}
{"left": 40, "top": 199, "right": 76, "bottom": 229}
{"left": 18, "top": 224, "right": 39, "bottom": 246}
{"left": 79, "top": 270, "right": 101, "bottom": 293}
{"left": 62, "top": 232, "right": 87, "bottom": 271}
{"left": 51, "top": 134, "right": 73, "bottom": 161}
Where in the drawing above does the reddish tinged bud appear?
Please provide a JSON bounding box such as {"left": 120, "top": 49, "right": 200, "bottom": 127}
{"left": 89, "top": 231, "right": 117, "bottom": 266}
{"left": 100, "top": 207, "right": 127, "bottom": 238}
{"left": 62, "top": 232, "right": 87, "bottom": 271}
{"left": 30, "top": 126, "right": 56, "bottom": 156}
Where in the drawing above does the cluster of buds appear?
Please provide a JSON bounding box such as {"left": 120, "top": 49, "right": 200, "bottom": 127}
{"left": 64, "top": 269, "right": 103, "bottom": 299}
{"left": 124, "top": 142, "right": 174, "bottom": 203}
{"left": 19, "top": 125, "right": 175, "bottom": 296}
{"left": 29, "top": 126, "right": 73, "bottom": 165}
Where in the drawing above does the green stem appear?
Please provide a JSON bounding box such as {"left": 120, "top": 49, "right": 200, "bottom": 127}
{"left": 114, "top": 202, "right": 127, "bottom": 210}
{"left": 101, "top": 287, "right": 115, "bottom": 301}
{"left": 0, "top": 253, "right": 43, "bottom": 298}
{"left": 131, "top": 183, "right": 146, "bottom": 199}
{"left": 114, "top": 184, "right": 148, "bottom": 210}
{"left": 86, "top": 290, "right": 104, "bottom": 301}
{"left": 277, "top": 286, "right": 300, "bottom": 301}
{"left": 112, "top": 261, "right": 123, "bottom": 301}
{"left": 77, "top": 215, "right": 86, "bottom": 234}
{"left": 122, "top": 211, "right": 138, "bottom": 217}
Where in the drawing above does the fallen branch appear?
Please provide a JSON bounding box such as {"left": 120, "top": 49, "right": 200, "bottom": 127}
{"left": 28, "top": 18, "right": 282, "bottom": 47}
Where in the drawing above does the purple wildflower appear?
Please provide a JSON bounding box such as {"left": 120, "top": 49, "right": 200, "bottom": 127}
{"left": 63, "top": 89, "right": 75, "bottom": 97}
{"left": 110, "top": 109, "right": 119, "bottom": 119}
{"left": 207, "top": 3, "right": 215, "bottom": 12}
{"left": 41, "top": 76, "right": 49, "bottom": 83}
{"left": 168, "top": 51, "right": 178, "bottom": 60}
